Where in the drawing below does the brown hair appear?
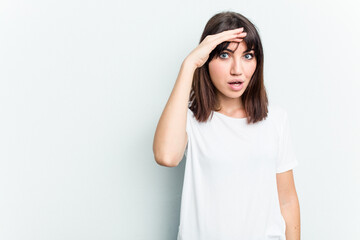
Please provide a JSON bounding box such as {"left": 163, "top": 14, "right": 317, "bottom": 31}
{"left": 189, "top": 11, "right": 268, "bottom": 124}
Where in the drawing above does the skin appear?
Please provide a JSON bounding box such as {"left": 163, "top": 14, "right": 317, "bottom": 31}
{"left": 208, "top": 41, "right": 256, "bottom": 118}
{"left": 277, "top": 170, "right": 301, "bottom": 240}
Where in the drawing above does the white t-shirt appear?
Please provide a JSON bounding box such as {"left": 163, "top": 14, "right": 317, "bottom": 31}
{"left": 177, "top": 104, "right": 298, "bottom": 240}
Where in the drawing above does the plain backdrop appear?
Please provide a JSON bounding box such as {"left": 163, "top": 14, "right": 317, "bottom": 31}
{"left": 1, "top": 0, "right": 359, "bottom": 239}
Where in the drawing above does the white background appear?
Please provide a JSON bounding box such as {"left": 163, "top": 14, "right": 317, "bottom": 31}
{"left": 1, "top": 0, "right": 359, "bottom": 239}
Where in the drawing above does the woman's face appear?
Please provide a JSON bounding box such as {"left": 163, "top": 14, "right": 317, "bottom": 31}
{"left": 208, "top": 41, "right": 257, "bottom": 101}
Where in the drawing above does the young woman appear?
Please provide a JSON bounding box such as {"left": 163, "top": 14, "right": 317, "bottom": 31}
{"left": 153, "top": 11, "right": 300, "bottom": 240}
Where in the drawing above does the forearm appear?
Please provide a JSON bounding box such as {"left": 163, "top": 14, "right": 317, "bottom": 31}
{"left": 280, "top": 198, "right": 301, "bottom": 240}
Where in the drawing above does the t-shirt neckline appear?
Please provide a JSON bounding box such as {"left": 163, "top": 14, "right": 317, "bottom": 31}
{"left": 213, "top": 111, "right": 248, "bottom": 121}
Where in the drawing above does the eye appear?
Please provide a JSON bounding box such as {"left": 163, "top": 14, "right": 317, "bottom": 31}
{"left": 244, "top": 53, "right": 254, "bottom": 60}
{"left": 219, "top": 52, "right": 229, "bottom": 59}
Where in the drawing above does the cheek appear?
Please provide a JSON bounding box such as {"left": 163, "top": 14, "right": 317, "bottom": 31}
{"left": 209, "top": 61, "right": 226, "bottom": 79}
{"left": 245, "top": 62, "right": 257, "bottom": 77}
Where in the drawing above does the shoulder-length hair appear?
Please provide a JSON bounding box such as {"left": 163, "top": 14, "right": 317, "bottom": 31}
{"left": 189, "top": 11, "right": 268, "bottom": 124}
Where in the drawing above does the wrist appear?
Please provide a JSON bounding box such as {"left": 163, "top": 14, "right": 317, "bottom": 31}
{"left": 182, "top": 57, "right": 198, "bottom": 72}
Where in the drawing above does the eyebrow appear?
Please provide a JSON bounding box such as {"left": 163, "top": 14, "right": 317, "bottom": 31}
{"left": 224, "top": 48, "right": 254, "bottom": 53}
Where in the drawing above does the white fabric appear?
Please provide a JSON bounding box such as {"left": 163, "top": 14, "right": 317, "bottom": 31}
{"left": 177, "top": 104, "right": 298, "bottom": 240}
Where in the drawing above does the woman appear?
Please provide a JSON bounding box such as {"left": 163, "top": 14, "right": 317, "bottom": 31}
{"left": 153, "top": 11, "right": 300, "bottom": 240}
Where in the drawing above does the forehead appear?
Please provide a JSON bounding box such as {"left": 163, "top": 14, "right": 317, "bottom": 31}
{"left": 227, "top": 41, "right": 247, "bottom": 52}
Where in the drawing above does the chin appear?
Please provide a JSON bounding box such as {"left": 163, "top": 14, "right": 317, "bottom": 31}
{"left": 224, "top": 91, "right": 244, "bottom": 99}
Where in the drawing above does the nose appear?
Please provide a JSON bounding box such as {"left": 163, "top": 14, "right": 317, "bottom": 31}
{"left": 230, "top": 58, "right": 243, "bottom": 76}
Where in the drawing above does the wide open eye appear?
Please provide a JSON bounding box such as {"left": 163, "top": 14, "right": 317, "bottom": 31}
{"left": 219, "top": 52, "right": 229, "bottom": 59}
{"left": 244, "top": 53, "right": 254, "bottom": 60}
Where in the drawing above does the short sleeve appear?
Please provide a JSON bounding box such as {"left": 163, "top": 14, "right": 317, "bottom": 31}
{"left": 184, "top": 141, "right": 188, "bottom": 158}
{"left": 186, "top": 108, "right": 193, "bottom": 136}
{"left": 184, "top": 108, "right": 192, "bottom": 158}
{"left": 276, "top": 110, "right": 298, "bottom": 173}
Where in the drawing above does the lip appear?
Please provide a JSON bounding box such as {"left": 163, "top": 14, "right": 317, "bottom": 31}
{"left": 228, "top": 81, "right": 244, "bottom": 91}
{"left": 227, "top": 79, "right": 244, "bottom": 84}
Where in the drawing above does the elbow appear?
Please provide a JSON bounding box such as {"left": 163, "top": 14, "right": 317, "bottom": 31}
{"left": 153, "top": 153, "right": 180, "bottom": 168}
{"left": 153, "top": 139, "right": 184, "bottom": 167}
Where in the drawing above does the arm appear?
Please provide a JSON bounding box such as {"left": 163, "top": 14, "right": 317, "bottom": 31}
{"left": 153, "top": 28, "right": 247, "bottom": 167}
{"left": 152, "top": 60, "right": 196, "bottom": 167}
{"left": 276, "top": 170, "right": 301, "bottom": 240}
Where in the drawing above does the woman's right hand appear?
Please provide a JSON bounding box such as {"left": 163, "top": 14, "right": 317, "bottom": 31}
{"left": 184, "top": 27, "right": 247, "bottom": 69}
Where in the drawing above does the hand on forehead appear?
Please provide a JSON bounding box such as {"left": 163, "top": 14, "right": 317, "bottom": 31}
{"left": 226, "top": 41, "right": 248, "bottom": 53}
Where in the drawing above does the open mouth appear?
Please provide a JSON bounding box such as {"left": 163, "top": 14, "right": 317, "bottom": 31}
{"left": 229, "top": 82, "right": 243, "bottom": 86}
{"left": 228, "top": 81, "right": 244, "bottom": 91}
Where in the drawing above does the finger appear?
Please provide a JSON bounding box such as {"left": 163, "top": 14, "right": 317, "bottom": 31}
{"left": 215, "top": 31, "right": 246, "bottom": 44}
{"left": 219, "top": 30, "right": 246, "bottom": 40}
{"left": 228, "top": 27, "right": 245, "bottom": 33}
{"left": 206, "top": 28, "right": 246, "bottom": 48}
{"left": 208, "top": 28, "right": 245, "bottom": 41}
{"left": 228, "top": 35, "right": 245, "bottom": 40}
{"left": 215, "top": 28, "right": 244, "bottom": 39}
{"left": 210, "top": 28, "right": 245, "bottom": 39}
{"left": 227, "top": 38, "right": 244, "bottom": 43}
